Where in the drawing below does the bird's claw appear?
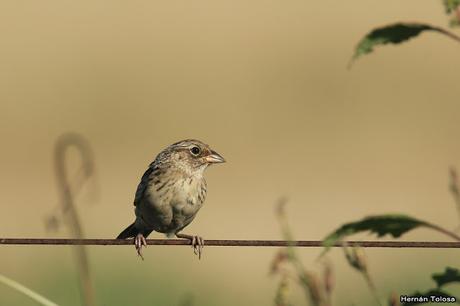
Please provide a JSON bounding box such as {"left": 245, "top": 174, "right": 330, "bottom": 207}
{"left": 191, "top": 235, "right": 204, "bottom": 259}
{"left": 134, "top": 234, "right": 147, "bottom": 260}
{"left": 176, "top": 233, "right": 205, "bottom": 259}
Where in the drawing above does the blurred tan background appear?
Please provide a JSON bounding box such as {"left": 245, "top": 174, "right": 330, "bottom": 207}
{"left": 1, "top": 0, "right": 460, "bottom": 305}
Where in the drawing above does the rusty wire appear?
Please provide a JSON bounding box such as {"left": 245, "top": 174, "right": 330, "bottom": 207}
{"left": 1, "top": 238, "right": 460, "bottom": 248}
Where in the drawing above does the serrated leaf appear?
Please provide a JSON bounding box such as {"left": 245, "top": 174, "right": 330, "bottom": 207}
{"left": 432, "top": 267, "right": 460, "bottom": 288}
{"left": 322, "top": 214, "right": 427, "bottom": 250}
{"left": 443, "top": 0, "right": 460, "bottom": 13}
{"left": 401, "top": 289, "right": 458, "bottom": 305}
{"left": 351, "top": 23, "right": 458, "bottom": 64}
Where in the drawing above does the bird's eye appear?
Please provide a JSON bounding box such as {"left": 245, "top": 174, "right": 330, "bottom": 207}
{"left": 190, "top": 146, "right": 201, "bottom": 156}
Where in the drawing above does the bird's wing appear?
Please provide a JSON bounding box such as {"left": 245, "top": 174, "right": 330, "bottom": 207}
{"left": 133, "top": 166, "right": 156, "bottom": 206}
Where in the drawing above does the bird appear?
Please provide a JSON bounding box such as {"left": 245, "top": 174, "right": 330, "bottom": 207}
{"left": 116, "top": 139, "right": 225, "bottom": 259}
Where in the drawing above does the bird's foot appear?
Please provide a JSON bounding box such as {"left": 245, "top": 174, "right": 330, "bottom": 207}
{"left": 176, "top": 233, "right": 204, "bottom": 259}
{"left": 134, "top": 233, "right": 147, "bottom": 260}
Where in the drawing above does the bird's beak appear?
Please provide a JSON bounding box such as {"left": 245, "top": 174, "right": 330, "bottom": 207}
{"left": 205, "top": 150, "right": 226, "bottom": 164}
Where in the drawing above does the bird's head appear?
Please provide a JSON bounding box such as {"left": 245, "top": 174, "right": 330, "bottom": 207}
{"left": 161, "top": 139, "right": 225, "bottom": 175}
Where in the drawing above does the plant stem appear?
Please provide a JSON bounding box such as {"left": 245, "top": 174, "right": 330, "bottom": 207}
{"left": 425, "top": 222, "right": 460, "bottom": 241}
{"left": 362, "top": 272, "right": 383, "bottom": 306}
{"left": 54, "top": 134, "right": 96, "bottom": 306}
{"left": 433, "top": 26, "right": 460, "bottom": 44}
{"left": 0, "top": 274, "right": 58, "bottom": 306}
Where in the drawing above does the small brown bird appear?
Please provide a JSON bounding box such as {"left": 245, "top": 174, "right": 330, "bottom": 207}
{"left": 117, "top": 139, "right": 225, "bottom": 259}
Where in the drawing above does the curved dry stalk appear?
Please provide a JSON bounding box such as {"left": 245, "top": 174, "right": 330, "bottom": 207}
{"left": 54, "top": 133, "right": 97, "bottom": 306}
{"left": 0, "top": 273, "right": 58, "bottom": 306}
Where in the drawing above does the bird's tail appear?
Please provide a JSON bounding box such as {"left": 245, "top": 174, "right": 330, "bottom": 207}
{"left": 116, "top": 222, "right": 138, "bottom": 239}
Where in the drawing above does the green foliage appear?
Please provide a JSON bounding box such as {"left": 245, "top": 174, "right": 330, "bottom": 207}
{"left": 352, "top": 23, "right": 438, "bottom": 62}
{"left": 443, "top": 0, "right": 460, "bottom": 13}
{"left": 432, "top": 267, "right": 460, "bottom": 288}
{"left": 444, "top": 0, "right": 460, "bottom": 27}
{"left": 322, "top": 214, "right": 427, "bottom": 251}
{"left": 351, "top": 5, "right": 460, "bottom": 64}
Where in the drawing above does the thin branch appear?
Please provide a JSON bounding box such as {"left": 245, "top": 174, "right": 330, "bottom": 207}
{"left": 1, "top": 238, "right": 460, "bottom": 248}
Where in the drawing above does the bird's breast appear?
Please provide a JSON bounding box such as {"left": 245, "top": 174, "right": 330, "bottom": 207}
{"left": 139, "top": 174, "right": 207, "bottom": 233}
{"left": 171, "top": 176, "right": 207, "bottom": 210}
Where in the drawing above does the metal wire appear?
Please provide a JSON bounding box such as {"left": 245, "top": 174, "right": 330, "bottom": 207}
{"left": 1, "top": 238, "right": 460, "bottom": 248}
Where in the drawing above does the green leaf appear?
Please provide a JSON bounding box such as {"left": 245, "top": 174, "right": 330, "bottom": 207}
{"left": 443, "top": 0, "right": 460, "bottom": 13}
{"left": 322, "top": 214, "right": 427, "bottom": 250}
{"left": 432, "top": 267, "right": 460, "bottom": 288}
{"left": 352, "top": 23, "right": 436, "bottom": 62}
{"left": 401, "top": 289, "right": 458, "bottom": 305}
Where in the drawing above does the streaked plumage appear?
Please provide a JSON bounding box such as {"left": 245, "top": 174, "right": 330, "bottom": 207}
{"left": 117, "top": 139, "right": 225, "bottom": 259}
